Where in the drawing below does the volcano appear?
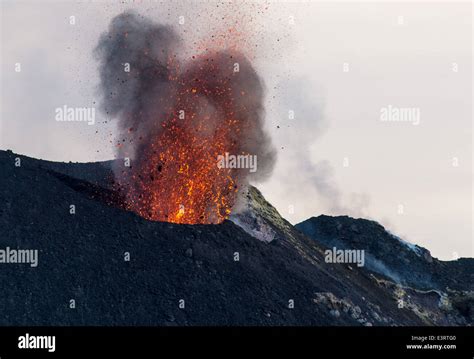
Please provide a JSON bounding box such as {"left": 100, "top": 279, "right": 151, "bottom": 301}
{"left": 0, "top": 149, "right": 473, "bottom": 326}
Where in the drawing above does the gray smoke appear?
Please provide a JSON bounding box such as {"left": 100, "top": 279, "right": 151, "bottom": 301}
{"left": 270, "top": 79, "right": 370, "bottom": 218}
{"left": 94, "top": 11, "right": 179, "bottom": 162}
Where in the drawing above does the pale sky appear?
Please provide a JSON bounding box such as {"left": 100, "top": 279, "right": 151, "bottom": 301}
{"left": 1, "top": 0, "right": 472, "bottom": 259}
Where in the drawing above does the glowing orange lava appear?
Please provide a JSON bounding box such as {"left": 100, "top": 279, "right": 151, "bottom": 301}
{"left": 123, "top": 51, "right": 254, "bottom": 224}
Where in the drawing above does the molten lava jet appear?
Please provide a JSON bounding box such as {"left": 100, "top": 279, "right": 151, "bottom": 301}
{"left": 95, "top": 12, "right": 275, "bottom": 224}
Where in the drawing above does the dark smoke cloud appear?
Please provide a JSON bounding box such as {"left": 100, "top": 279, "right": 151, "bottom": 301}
{"left": 94, "top": 11, "right": 179, "bottom": 161}
{"left": 94, "top": 11, "right": 275, "bottom": 216}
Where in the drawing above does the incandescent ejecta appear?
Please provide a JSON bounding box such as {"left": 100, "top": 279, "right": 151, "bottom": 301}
{"left": 95, "top": 11, "right": 276, "bottom": 224}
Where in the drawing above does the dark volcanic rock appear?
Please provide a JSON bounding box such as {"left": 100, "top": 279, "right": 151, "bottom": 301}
{"left": 0, "top": 150, "right": 472, "bottom": 326}
{"left": 296, "top": 215, "right": 474, "bottom": 292}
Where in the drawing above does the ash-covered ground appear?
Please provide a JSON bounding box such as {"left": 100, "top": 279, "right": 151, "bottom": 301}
{"left": 0, "top": 149, "right": 472, "bottom": 325}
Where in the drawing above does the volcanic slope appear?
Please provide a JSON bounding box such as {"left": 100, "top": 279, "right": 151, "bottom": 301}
{"left": 0, "top": 150, "right": 472, "bottom": 325}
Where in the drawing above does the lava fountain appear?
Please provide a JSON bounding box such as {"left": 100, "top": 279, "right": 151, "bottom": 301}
{"left": 95, "top": 11, "right": 275, "bottom": 224}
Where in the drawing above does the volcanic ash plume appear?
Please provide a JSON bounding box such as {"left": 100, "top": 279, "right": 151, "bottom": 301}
{"left": 95, "top": 12, "right": 276, "bottom": 224}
